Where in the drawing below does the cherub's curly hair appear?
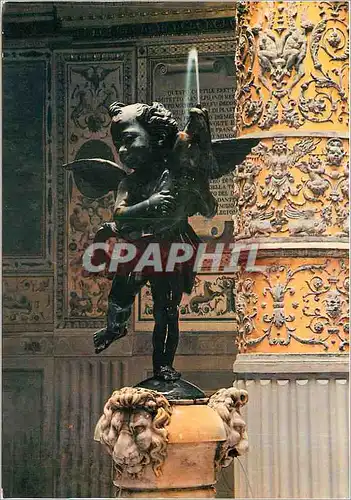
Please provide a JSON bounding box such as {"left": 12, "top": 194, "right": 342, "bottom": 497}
{"left": 94, "top": 387, "right": 173, "bottom": 478}
{"left": 109, "top": 101, "right": 179, "bottom": 150}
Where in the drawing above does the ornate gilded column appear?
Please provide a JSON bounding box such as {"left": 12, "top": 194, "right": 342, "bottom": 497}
{"left": 232, "top": 2, "right": 349, "bottom": 498}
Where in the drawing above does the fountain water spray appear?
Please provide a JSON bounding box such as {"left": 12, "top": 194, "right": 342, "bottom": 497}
{"left": 183, "top": 47, "right": 200, "bottom": 126}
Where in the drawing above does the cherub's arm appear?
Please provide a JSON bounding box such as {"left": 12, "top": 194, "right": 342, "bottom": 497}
{"left": 113, "top": 178, "right": 149, "bottom": 221}
{"left": 93, "top": 178, "right": 151, "bottom": 245}
{"left": 113, "top": 177, "right": 175, "bottom": 222}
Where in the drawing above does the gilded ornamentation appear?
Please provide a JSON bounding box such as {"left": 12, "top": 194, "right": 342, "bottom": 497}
{"left": 285, "top": 205, "right": 331, "bottom": 236}
{"left": 234, "top": 209, "right": 275, "bottom": 239}
{"left": 234, "top": 259, "right": 349, "bottom": 352}
{"left": 302, "top": 260, "right": 349, "bottom": 350}
{"left": 257, "top": 137, "right": 316, "bottom": 204}
{"left": 231, "top": 137, "right": 349, "bottom": 239}
{"left": 208, "top": 386, "right": 249, "bottom": 468}
{"left": 94, "top": 387, "right": 172, "bottom": 480}
{"left": 296, "top": 155, "right": 329, "bottom": 197}
{"left": 235, "top": 2, "right": 349, "bottom": 134}
{"left": 325, "top": 138, "right": 346, "bottom": 165}
{"left": 233, "top": 1, "right": 349, "bottom": 360}
{"left": 256, "top": 5, "right": 311, "bottom": 98}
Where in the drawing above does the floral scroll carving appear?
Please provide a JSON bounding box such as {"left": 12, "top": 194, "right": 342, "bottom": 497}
{"left": 233, "top": 259, "right": 349, "bottom": 353}
{"left": 302, "top": 260, "right": 349, "bottom": 351}
{"left": 235, "top": 2, "right": 349, "bottom": 133}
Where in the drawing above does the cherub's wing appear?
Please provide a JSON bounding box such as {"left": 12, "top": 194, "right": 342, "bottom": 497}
{"left": 291, "top": 138, "right": 320, "bottom": 163}
{"left": 284, "top": 205, "right": 307, "bottom": 219}
{"left": 258, "top": 208, "right": 274, "bottom": 220}
{"left": 296, "top": 161, "right": 310, "bottom": 174}
{"left": 210, "top": 138, "right": 260, "bottom": 179}
{"left": 63, "top": 158, "right": 126, "bottom": 199}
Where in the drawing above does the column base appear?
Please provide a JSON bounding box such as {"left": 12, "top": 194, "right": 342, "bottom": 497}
{"left": 232, "top": 352, "right": 349, "bottom": 498}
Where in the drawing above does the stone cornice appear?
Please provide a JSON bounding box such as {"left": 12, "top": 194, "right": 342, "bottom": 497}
{"left": 3, "top": 2, "right": 235, "bottom": 28}
{"left": 56, "top": 2, "right": 235, "bottom": 28}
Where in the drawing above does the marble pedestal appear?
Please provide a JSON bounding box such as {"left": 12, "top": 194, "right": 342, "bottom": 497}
{"left": 94, "top": 378, "right": 249, "bottom": 498}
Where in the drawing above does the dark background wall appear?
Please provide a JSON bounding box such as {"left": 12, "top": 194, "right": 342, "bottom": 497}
{"left": 2, "top": 2, "right": 238, "bottom": 497}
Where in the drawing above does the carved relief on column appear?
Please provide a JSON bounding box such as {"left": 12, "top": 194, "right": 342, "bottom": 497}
{"left": 233, "top": 2, "right": 349, "bottom": 354}
{"left": 232, "top": 1, "right": 349, "bottom": 244}
{"left": 235, "top": 1, "right": 349, "bottom": 137}
{"left": 231, "top": 137, "right": 349, "bottom": 241}
{"left": 233, "top": 257, "right": 349, "bottom": 353}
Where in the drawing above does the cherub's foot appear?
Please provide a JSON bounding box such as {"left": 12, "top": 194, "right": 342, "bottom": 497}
{"left": 154, "top": 365, "right": 181, "bottom": 382}
{"left": 93, "top": 327, "right": 127, "bottom": 354}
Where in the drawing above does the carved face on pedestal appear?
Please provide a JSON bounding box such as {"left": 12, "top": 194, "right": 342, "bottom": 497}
{"left": 208, "top": 387, "right": 249, "bottom": 468}
{"left": 94, "top": 387, "right": 172, "bottom": 480}
{"left": 109, "top": 408, "right": 155, "bottom": 477}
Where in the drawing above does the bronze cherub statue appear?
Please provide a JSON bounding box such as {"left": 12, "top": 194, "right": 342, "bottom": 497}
{"left": 64, "top": 101, "right": 258, "bottom": 382}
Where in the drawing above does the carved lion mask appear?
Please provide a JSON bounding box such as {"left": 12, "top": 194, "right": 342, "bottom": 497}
{"left": 208, "top": 387, "right": 249, "bottom": 468}
{"left": 94, "top": 387, "right": 172, "bottom": 479}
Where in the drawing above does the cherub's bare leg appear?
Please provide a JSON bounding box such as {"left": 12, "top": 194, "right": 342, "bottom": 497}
{"left": 94, "top": 273, "right": 146, "bottom": 354}
{"left": 163, "top": 283, "right": 182, "bottom": 381}
{"left": 152, "top": 304, "right": 168, "bottom": 372}
{"left": 150, "top": 276, "right": 182, "bottom": 381}
{"left": 150, "top": 277, "right": 169, "bottom": 373}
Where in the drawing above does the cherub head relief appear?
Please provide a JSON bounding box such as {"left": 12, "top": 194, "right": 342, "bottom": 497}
{"left": 324, "top": 290, "right": 342, "bottom": 319}
{"left": 325, "top": 138, "right": 346, "bottom": 166}
{"left": 208, "top": 386, "right": 249, "bottom": 468}
{"left": 94, "top": 387, "right": 172, "bottom": 479}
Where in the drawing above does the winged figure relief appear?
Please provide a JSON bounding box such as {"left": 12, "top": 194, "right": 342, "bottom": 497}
{"left": 258, "top": 25, "right": 307, "bottom": 94}
{"left": 285, "top": 205, "right": 330, "bottom": 236}
{"left": 255, "top": 137, "right": 320, "bottom": 204}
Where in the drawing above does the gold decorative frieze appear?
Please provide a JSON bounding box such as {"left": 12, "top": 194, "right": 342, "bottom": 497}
{"left": 235, "top": 1, "right": 349, "bottom": 137}
{"left": 136, "top": 257, "right": 349, "bottom": 353}
{"left": 233, "top": 1, "right": 349, "bottom": 355}
{"left": 231, "top": 137, "right": 349, "bottom": 240}
{"left": 234, "top": 257, "right": 349, "bottom": 353}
